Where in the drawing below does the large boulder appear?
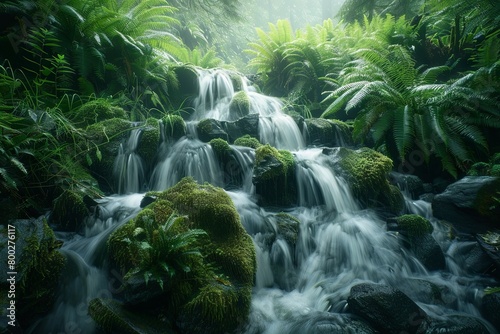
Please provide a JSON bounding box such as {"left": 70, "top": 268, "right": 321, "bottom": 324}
{"left": 432, "top": 176, "right": 500, "bottom": 234}
{"left": 105, "top": 177, "right": 256, "bottom": 334}
{"left": 253, "top": 144, "right": 296, "bottom": 206}
{"left": 424, "top": 314, "right": 490, "bottom": 334}
{"left": 228, "top": 91, "right": 251, "bottom": 120}
{"left": 347, "top": 283, "right": 428, "bottom": 334}
{"left": 0, "top": 217, "right": 65, "bottom": 328}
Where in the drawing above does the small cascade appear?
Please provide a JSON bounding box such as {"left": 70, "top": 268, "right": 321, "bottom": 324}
{"left": 113, "top": 128, "right": 146, "bottom": 194}
{"left": 150, "top": 137, "right": 222, "bottom": 191}
{"left": 28, "top": 194, "right": 143, "bottom": 333}
{"left": 192, "top": 69, "right": 235, "bottom": 120}
{"left": 294, "top": 148, "right": 357, "bottom": 213}
{"left": 248, "top": 92, "right": 305, "bottom": 150}
{"left": 228, "top": 144, "right": 255, "bottom": 192}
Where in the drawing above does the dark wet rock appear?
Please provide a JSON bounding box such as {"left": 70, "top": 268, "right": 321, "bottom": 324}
{"left": 458, "top": 241, "right": 497, "bottom": 276}
{"left": 140, "top": 195, "right": 157, "bottom": 208}
{"left": 481, "top": 292, "right": 500, "bottom": 331}
{"left": 432, "top": 176, "right": 500, "bottom": 234}
{"left": 423, "top": 314, "right": 490, "bottom": 334}
{"left": 89, "top": 298, "right": 175, "bottom": 334}
{"left": 197, "top": 118, "right": 228, "bottom": 142}
{"left": 390, "top": 172, "right": 425, "bottom": 199}
{"left": 347, "top": 283, "right": 428, "bottom": 334}
{"left": 122, "top": 273, "right": 164, "bottom": 306}
{"left": 476, "top": 231, "right": 500, "bottom": 276}
{"left": 224, "top": 113, "right": 260, "bottom": 142}
{"left": 398, "top": 279, "right": 457, "bottom": 308}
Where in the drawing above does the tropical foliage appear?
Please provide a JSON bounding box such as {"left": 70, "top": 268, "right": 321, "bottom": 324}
{"left": 246, "top": 3, "right": 500, "bottom": 178}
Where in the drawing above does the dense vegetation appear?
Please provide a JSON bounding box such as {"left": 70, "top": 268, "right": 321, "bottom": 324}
{"left": 1, "top": 0, "right": 499, "bottom": 221}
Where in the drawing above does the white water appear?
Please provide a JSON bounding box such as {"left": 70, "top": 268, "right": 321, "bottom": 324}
{"left": 30, "top": 69, "right": 498, "bottom": 333}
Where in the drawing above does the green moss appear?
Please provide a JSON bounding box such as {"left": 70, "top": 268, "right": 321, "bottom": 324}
{"left": 229, "top": 91, "right": 251, "bottom": 119}
{"left": 468, "top": 162, "right": 491, "bottom": 176}
{"left": 491, "top": 153, "right": 500, "bottom": 165}
{"left": 255, "top": 144, "right": 295, "bottom": 181}
{"left": 71, "top": 98, "right": 127, "bottom": 127}
{"left": 234, "top": 135, "right": 262, "bottom": 149}
{"left": 209, "top": 138, "right": 231, "bottom": 160}
{"left": 395, "top": 214, "right": 434, "bottom": 238}
{"left": 162, "top": 114, "right": 186, "bottom": 140}
{"left": 85, "top": 118, "right": 133, "bottom": 188}
{"left": 17, "top": 219, "right": 66, "bottom": 317}
{"left": 337, "top": 147, "right": 393, "bottom": 205}
{"left": 136, "top": 118, "right": 160, "bottom": 162}
{"left": 51, "top": 190, "right": 90, "bottom": 231}
{"left": 384, "top": 184, "right": 405, "bottom": 215}
{"left": 108, "top": 178, "right": 256, "bottom": 333}
{"left": 491, "top": 165, "right": 500, "bottom": 177}
{"left": 275, "top": 212, "right": 300, "bottom": 245}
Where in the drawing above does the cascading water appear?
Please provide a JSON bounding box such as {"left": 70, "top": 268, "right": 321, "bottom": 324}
{"left": 31, "top": 68, "right": 498, "bottom": 333}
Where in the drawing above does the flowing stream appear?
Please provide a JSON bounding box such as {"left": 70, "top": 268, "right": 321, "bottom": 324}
{"left": 29, "top": 69, "right": 498, "bottom": 333}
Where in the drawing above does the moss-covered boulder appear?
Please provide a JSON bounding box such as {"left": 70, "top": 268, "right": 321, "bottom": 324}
{"left": 197, "top": 118, "right": 229, "bottom": 142}
{"left": 70, "top": 98, "right": 127, "bottom": 127}
{"left": 253, "top": 144, "right": 296, "bottom": 206}
{"left": 106, "top": 178, "right": 256, "bottom": 334}
{"left": 305, "top": 118, "right": 352, "bottom": 147}
{"left": 85, "top": 118, "right": 133, "bottom": 192}
{"left": 228, "top": 91, "right": 251, "bottom": 120}
{"left": 136, "top": 118, "right": 160, "bottom": 164}
{"left": 0, "top": 217, "right": 65, "bottom": 325}
{"left": 234, "top": 134, "right": 262, "bottom": 149}
{"left": 162, "top": 114, "right": 187, "bottom": 140}
{"left": 331, "top": 147, "right": 403, "bottom": 214}
{"left": 388, "top": 214, "right": 445, "bottom": 271}
{"left": 50, "top": 190, "right": 90, "bottom": 231}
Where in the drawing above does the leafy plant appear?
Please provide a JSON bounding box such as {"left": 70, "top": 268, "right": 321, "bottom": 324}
{"left": 123, "top": 213, "right": 208, "bottom": 290}
{"left": 321, "top": 44, "right": 499, "bottom": 177}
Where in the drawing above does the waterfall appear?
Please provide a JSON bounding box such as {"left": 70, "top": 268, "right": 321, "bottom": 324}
{"left": 34, "top": 69, "right": 498, "bottom": 334}
{"left": 113, "top": 128, "right": 146, "bottom": 194}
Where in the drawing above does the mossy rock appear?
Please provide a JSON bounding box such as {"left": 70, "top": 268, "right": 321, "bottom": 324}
{"left": 234, "top": 134, "right": 261, "bottom": 149}
{"left": 0, "top": 217, "right": 65, "bottom": 321}
{"left": 228, "top": 91, "right": 251, "bottom": 120}
{"left": 136, "top": 118, "right": 160, "bottom": 163}
{"left": 209, "top": 138, "right": 231, "bottom": 161}
{"left": 51, "top": 190, "right": 90, "bottom": 231}
{"left": 71, "top": 98, "right": 127, "bottom": 127}
{"left": 162, "top": 114, "right": 187, "bottom": 140}
{"left": 491, "top": 153, "right": 500, "bottom": 165}
{"left": 85, "top": 118, "right": 133, "bottom": 191}
{"left": 491, "top": 164, "right": 500, "bottom": 177}
{"left": 107, "top": 178, "right": 256, "bottom": 334}
{"left": 197, "top": 118, "right": 228, "bottom": 142}
{"left": 390, "top": 214, "right": 445, "bottom": 271}
{"left": 89, "top": 298, "right": 175, "bottom": 334}
{"left": 275, "top": 212, "right": 300, "bottom": 246}
{"left": 306, "top": 118, "right": 352, "bottom": 147}
{"left": 393, "top": 214, "right": 433, "bottom": 238}
{"left": 253, "top": 145, "right": 296, "bottom": 206}
{"left": 335, "top": 147, "right": 396, "bottom": 210}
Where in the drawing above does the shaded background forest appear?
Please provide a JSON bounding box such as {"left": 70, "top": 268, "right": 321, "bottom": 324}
{"left": 1, "top": 0, "right": 499, "bottom": 221}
